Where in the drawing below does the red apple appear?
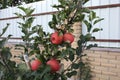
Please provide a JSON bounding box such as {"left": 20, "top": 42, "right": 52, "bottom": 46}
{"left": 50, "top": 32, "right": 63, "bottom": 44}
{"left": 31, "top": 59, "right": 41, "bottom": 71}
{"left": 63, "top": 33, "right": 74, "bottom": 43}
{"left": 47, "top": 59, "right": 60, "bottom": 72}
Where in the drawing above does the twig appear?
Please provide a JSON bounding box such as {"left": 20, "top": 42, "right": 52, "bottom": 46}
{"left": 62, "top": 56, "right": 79, "bottom": 74}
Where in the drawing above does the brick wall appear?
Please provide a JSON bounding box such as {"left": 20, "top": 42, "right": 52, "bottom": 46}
{"left": 72, "top": 22, "right": 82, "bottom": 48}
{"left": 84, "top": 48, "right": 120, "bottom": 80}
{"left": 72, "top": 22, "right": 120, "bottom": 80}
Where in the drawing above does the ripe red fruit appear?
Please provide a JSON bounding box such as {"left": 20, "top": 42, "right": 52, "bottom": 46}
{"left": 63, "top": 33, "right": 74, "bottom": 43}
{"left": 31, "top": 59, "right": 41, "bottom": 71}
{"left": 47, "top": 59, "right": 60, "bottom": 72}
{"left": 50, "top": 32, "right": 63, "bottom": 44}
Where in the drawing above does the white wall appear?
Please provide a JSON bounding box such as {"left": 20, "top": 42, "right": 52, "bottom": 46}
{"left": 84, "top": 0, "right": 120, "bottom": 6}
{"left": 83, "top": 0, "right": 120, "bottom": 47}
{"left": 0, "top": 0, "right": 58, "bottom": 42}
{"left": 0, "top": 0, "right": 120, "bottom": 47}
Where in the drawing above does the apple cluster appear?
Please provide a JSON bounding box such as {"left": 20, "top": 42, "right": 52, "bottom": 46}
{"left": 50, "top": 32, "right": 74, "bottom": 45}
{"left": 30, "top": 59, "right": 60, "bottom": 72}
{"left": 30, "top": 32, "right": 74, "bottom": 72}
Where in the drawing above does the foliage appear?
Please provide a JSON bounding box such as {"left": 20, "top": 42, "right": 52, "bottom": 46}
{"left": 0, "top": 0, "right": 103, "bottom": 80}
{"left": 0, "top": 0, "right": 43, "bottom": 9}
{"left": 0, "top": 24, "right": 17, "bottom": 80}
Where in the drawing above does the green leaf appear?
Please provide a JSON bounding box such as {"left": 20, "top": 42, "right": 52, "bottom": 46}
{"left": 0, "top": 34, "right": 12, "bottom": 48}
{"left": 66, "top": 71, "right": 77, "bottom": 78}
{"left": 92, "top": 28, "right": 103, "bottom": 33}
{"left": 48, "top": 21, "right": 55, "bottom": 29}
{"left": 89, "top": 11, "right": 96, "bottom": 21}
{"left": 78, "top": 14, "right": 85, "bottom": 21}
{"left": 0, "top": 60, "right": 5, "bottom": 67}
{"left": 1, "top": 47, "right": 12, "bottom": 60}
{"left": 83, "top": 20, "right": 92, "bottom": 32}
{"left": 79, "top": 35, "right": 86, "bottom": 43}
{"left": 8, "top": 60, "right": 16, "bottom": 68}
{"left": 17, "top": 63, "right": 28, "bottom": 74}
{"left": 59, "top": 12, "right": 66, "bottom": 20}
{"left": 52, "top": 4, "right": 65, "bottom": 9}
{"left": 0, "top": 24, "right": 9, "bottom": 37}
{"left": 69, "top": 53, "right": 74, "bottom": 61}
{"left": 86, "top": 44, "right": 97, "bottom": 49}
{"left": 52, "top": 14, "right": 58, "bottom": 25}
{"left": 40, "top": 66, "right": 51, "bottom": 78}
{"left": 26, "top": 8, "right": 35, "bottom": 16}
{"left": 36, "top": 54, "right": 47, "bottom": 64}
{"left": 72, "top": 63, "right": 80, "bottom": 69}
{"left": 85, "top": 33, "right": 92, "bottom": 41}
{"left": 60, "top": 49, "right": 68, "bottom": 59}
{"left": 18, "top": 6, "right": 35, "bottom": 16}
{"left": 43, "top": 73, "right": 53, "bottom": 80}
{"left": 82, "top": 8, "right": 90, "bottom": 13}
{"left": 14, "top": 13, "right": 25, "bottom": 20}
{"left": 18, "top": 6, "right": 26, "bottom": 13}
{"left": 83, "top": 0, "right": 90, "bottom": 4}
{"left": 61, "top": 75, "right": 67, "bottom": 80}
{"left": 58, "top": 0, "right": 66, "bottom": 6}
{"left": 93, "top": 18, "right": 104, "bottom": 25}
{"left": 25, "top": 17, "right": 35, "bottom": 28}
{"left": 76, "top": 47, "right": 82, "bottom": 56}
{"left": 0, "top": 39, "right": 6, "bottom": 48}
{"left": 79, "top": 62, "right": 85, "bottom": 67}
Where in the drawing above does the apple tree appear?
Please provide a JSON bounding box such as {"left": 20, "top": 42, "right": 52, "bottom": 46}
{"left": 0, "top": 0, "right": 103, "bottom": 80}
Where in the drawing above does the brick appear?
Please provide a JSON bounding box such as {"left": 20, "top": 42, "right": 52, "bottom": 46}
{"left": 87, "top": 57, "right": 95, "bottom": 61}
{"left": 90, "top": 61, "right": 101, "bottom": 66}
{"left": 109, "top": 59, "right": 120, "bottom": 64}
{"left": 101, "top": 63, "right": 116, "bottom": 68}
{"left": 72, "top": 26, "right": 81, "bottom": 30}
{"left": 82, "top": 54, "right": 95, "bottom": 61}
{"left": 102, "top": 71, "right": 117, "bottom": 76}
{"left": 109, "top": 76, "right": 120, "bottom": 80}
{"left": 73, "top": 29, "right": 81, "bottom": 34}
{"left": 101, "top": 54, "right": 116, "bottom": 59}
{"left": 109, "top": 52, "right": 120, "bottom": 56}
{"left": 117, "top": 56, "right": 120, "bottom": 60}
{"left": 117, "top": 71, "right": 120, "bottom": 77}
{"left": 84, "top": 50, "right": 94, "bottom": 54}
{"left": 86, "top": 53, "right": 101, "bottom": 58}
{"left": 91, "top": 69, "right": 101, "bottom": 74}
{"left": 82, "top": 56, "right": 88, "bottom": 61}
{"left": 91, "top": 77, "right": 100, "bottom": 80}
{"left": 73, "top": 22, "right": 81, "bottom": 27}
{"left": 95, "top": 74, "right": 109, "bottom": 80}
{"left": 90, "top": 65, "right": 95, "bottom": 69}
{"left": 117, "top": 64, "right": 120, "bottom": 69}
{"left": 109, "top": 67, "right": 120, "bottom": 73}
{"left": 95, "top": 66, "right": 109, "bottom": 72}
{"left": 94, "top": 51, "right": 108, "bottom": 55}
{"left": 83, "top": 50, "right": 120, "bottom": 80}
{"left": 95, "top": 58, "right": 109, "bottom": 63}
{"left": 74, "top": 33, "right": 81, "bottom": 38}
{"left": 91, "top": 72, "right": 96, "bottom": 77}
{"left": 99, "top": 79, "right": 108, "bottom": 80}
